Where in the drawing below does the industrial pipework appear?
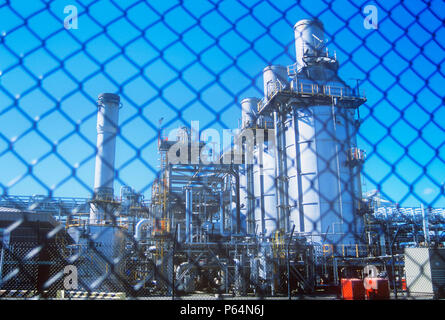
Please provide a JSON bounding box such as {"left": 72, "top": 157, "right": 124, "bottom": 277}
{"left": 134, "top": 218, "right": 151, "bottom": 241}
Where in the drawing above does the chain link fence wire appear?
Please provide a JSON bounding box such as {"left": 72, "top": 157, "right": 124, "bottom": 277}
{"left": 0, "top": 0, "right": 444, "bottom": 300}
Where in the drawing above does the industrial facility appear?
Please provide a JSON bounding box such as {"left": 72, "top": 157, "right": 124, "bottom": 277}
{"left": 0, "top": 19, "right": 444, "bottom": 300}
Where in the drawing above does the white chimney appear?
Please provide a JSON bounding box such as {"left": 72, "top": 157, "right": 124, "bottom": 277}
{"left": 90, "top": 93, "right": 120, "bottom": 224}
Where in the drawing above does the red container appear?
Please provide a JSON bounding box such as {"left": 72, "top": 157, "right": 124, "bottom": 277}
{"left": 365, "top": 278, "right": 390, "bottom": 300}
{"left": 341, "top": 278, "right": 365, "bottom": 300}
{"left": 401, "top": 278, "right": 407, "bottom": 291}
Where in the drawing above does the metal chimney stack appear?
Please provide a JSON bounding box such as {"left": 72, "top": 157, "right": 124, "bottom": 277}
{"left": 90, "top": 93, "right": 121, "bottom": 224}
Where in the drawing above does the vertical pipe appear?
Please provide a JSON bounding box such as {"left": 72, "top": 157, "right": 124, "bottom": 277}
{"left": 281, "top": 112, "right": 290, "bottom": 234}
{"left": 228, "top": 176, "right": 233, "bottom": 235}
{"left": 333, "top": 258, "right": 338, "bottom": 285}
{"left": 273, "top": 106, "right": 289, "bottom": 233}
{"left": 171, "top": 224, "right": 178, "bottom": 300}
{"left": 190, "top": 224, "right": 193, "bottom": 244}
{"left": 273, "top": 110, "right": 281, "bottom": 234}
{"left": 247, "top": 163, "right": 255, "bottom": 234}
{"left": 219, "top": 191, "right": 224, "bottom": 236}
{"left": 332, "top": 104, "right": 344, "bottom": 245}
{"left": 189, "top": 189, "right": 193, "bottom": 243}
{"left": 421, "top": 203, "right": 430, "bottom": 246}
{"left": 258, "top": 145, "right": 266, "bottom": 237}
{"left": 185, "top": 188, "right": 192, "bottom": 243}
{"left": 185, "top": 189, "right": 189, "bottom": 243}
{"left": 292, "top": 107, "right": 305, "bottom": 232}
{"left": 168, "top": 164, "right": 172, "bottom": 231}
{"left": 287, "top": 225, "right": 295, "bottom": 300}
{"left": 235, "top": 172, "right": 241, "bottom": 234}
{"left": 344, "top": 105, "right": 364, "bottom": 244}
{"left": 380, "top": 233, "right": 387, "bottom": 255}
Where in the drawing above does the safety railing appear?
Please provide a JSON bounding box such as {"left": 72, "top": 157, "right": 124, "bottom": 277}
{"left": 258, "top": 80, "right": 366, "bottom": 112}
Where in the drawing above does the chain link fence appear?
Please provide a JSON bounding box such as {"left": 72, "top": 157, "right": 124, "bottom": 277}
{"left": 0, "top": 0, "right": 444, "bottom": 300}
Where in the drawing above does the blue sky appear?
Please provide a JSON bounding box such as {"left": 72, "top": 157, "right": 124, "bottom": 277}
{"left": 0, "top": 0, "right": 444, "bottom": 207}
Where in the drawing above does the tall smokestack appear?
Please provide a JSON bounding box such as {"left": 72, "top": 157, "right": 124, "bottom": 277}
{"left": 90, "top": 93, "right": 120, "bottom": 224}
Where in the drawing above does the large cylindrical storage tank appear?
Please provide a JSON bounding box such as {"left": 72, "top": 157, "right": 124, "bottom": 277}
{"left": 294, "top": 19, "right": 325, "bottom": 70}
{"left": 241, "top": 97, "right": 259, "bottom": 129}
{"left": 253, "top": 136, "right": 277, "bottom": 238}
{"left": 263, "top": 65, "right": 288, "bottom": 99}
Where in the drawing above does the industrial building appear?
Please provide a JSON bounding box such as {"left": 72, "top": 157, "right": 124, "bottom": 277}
{"left": 0, "top": 19, "right": 444, "bottom": 299}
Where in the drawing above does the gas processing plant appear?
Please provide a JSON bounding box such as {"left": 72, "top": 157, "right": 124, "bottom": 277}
{"left": 1, "top": 19, "right": 444, "bottom": 300}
